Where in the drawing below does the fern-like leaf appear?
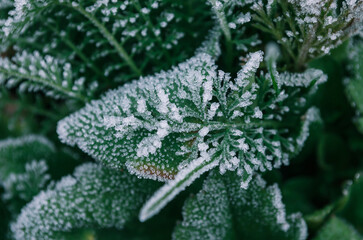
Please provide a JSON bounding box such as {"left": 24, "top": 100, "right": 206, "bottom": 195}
{"left": 249, "top": 0, "right": 363, "bottom": 69}
{"left": 0, "top": 51, "right": 92, "bottom": 101}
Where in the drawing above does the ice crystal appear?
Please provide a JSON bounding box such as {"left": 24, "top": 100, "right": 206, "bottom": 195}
{"left": 11, "top": 163, "right": 155, "bottom": 240}
{"left": 279, "top": 70, "right": 328, "bottom": 88}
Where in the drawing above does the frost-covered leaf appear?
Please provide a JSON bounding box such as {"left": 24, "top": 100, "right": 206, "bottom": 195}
{"left": 195, "top": 26, "right": 222, "bottom": 59}
{"left": 3, "top": 160, "right": 50, "bottom": 202}
{"left": 172, "top": 171, "right": 233, "bottom": 240}
{"left": 1, "top": 0, "right": 211, "bottom": 95}
{"left": 0, "top": 51, "right": 93, "bottom": 101}
{"left": 0, "top": 135, "right": 55, "bottom": 212}
{"left": 313, "top": 217, "right": 362, "bottom": 240}
{"left": 58, "top": 53, "right": 220, "bottom": 181}
{"left": 207, "top": 0, "right": 234, "bottom": 42}
{"left": 0, "top": 135, "right": 54, "bottom": 179}
{"left": 207, "top": 0, "right": 259, "bottom": 52}
{"left": 58, "top": 51, "right": 325, "bottom": 220}
{"left": 58, "top": 51, "right": 324, "bottom": 176}
{"left": 173, "top": 171, "right": 308, "bottom": 240}
{"left": 227, "top": 173, "right": 307, "bottom": 240}
{"left": 0, "top": 0, "right": 12, "bottom": 52}
{"left": 250, "top": 0, "right": 363, "bottom": 69}
{"left": 11, "top": 162, "right": 156, "bottom": 240}
{"left": 346, "top": 39, "right": 363, "bottom": 133}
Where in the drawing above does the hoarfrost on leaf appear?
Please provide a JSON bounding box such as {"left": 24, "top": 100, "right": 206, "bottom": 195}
{"left": 3, "top": 160, "right": 50, "bottom": 202}
{"left": 1, "top": 0, "right": 212, "bottom": 93}
{"left": 0, "top": 135, "right": 55, "bottom": 213}
{"left": 251, "top": 0, "right": 363, "bottom": 69}
{"left": 0, "top": 135, "right": 55, "bottom": 179}
{"left": 173, "top": 171, "right": 308, "bottom": 240}
{"left": 58, "top": 49, "right": 325, "bottom": 221}
{"left": 11, "top": 163, "right": 156, "bottom": 240}
{"left": 0, "top": 51, "right": 91, "bottom": 101}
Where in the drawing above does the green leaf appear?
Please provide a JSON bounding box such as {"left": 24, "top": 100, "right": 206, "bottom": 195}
{"left": 0, "top": 135, "right": 55, "bottom": 212}
{"left": 249, "top": 0, "right": 363, "bottom": 70}
{"left": 11, "top": 163, "right": 157, "bottom": 240}
{"left": 313, "top": 217, "right": 362, "bottom": 240}
{"left": 58, "top": 51, "right": 325, "bottom": 221}
{"left": 305, "top": 196, "right": 349, "bottom": 232}
{"left": 1, "top": 0, "right": 212, "bottom": 95}
{"left": 0, "top": 51, "right": 91, "bottom": 102}
{"left": 0, "top": 135, "right": 55, "bottom": 179}
{"left": 281, "top": 177, "right": 316, "bottom": 214}
{"left": 58, "top": 50, "right": 324, "bottom": 181}
{"left": 173, "top": 172, "right": 308, "bottom": 240}
{"left": 57, "top": 53, "right": 220, "bottom": 181}
{"left": 172, "top": 171, "right": 234, "bottom": 240}
{"left": 346, "top": 39, "right": 363, "bottom": 133}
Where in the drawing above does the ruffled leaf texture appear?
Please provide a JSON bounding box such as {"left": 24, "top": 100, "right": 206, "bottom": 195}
{"left": 11, "top": 162, "right": 156, "bottom": 240}
{"left": 0, "top": 135, "right": 55, "bottom": 212}
{"left": 173, "top": 171, "right": 308, "bottom": 240}
{"left": 346, "top": 39, "right": 363, "bottom": 133}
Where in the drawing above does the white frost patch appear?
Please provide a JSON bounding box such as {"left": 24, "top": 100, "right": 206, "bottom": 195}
{"left": 199, "top": 127, "right": 210, "bottom": 137}
{"left": 236, "top": 51, "right": 264, "bottom": 87}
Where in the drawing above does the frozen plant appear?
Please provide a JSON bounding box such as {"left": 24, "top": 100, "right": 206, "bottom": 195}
{"left": 240, "top": 0, "right": 363, "bottom": 70}
{"left": 0, "top": 0, "right": 362, "bottom": 239}
{"left": 57, "top": 49, "right": 325, "bottom": 221}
